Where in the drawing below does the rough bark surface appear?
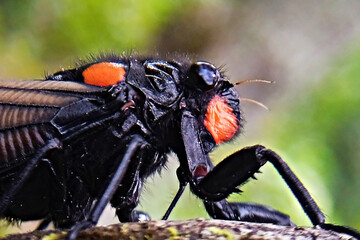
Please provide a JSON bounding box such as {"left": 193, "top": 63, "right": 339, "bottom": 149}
{"left": 1, "top": 219, "right": 355, "bottom": 240}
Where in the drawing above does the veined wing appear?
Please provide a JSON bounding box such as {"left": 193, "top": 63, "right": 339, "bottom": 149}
{"left": 0, "top": 79, "right": 104, "bottom": 168}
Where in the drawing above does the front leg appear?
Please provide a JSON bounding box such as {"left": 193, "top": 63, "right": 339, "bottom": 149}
{"left": 178, "top": 111, "right": 322, "bottom": 224}
{"left": 197, "top": 144, "right": 360, "bottom": 238}
{"left": 197, "top": 145, "right": 324, "bottom": 225}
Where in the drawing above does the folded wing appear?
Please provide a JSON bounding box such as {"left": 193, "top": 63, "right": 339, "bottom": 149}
{"left": 0, "top": 79, "right": 104, "bottom": 168}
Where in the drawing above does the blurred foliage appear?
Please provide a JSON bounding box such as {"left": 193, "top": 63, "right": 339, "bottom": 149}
{"left": 0, "top": 0, "right": 360, "bottom": 237}
{"left": 0, "top": 0, "right": 189, "bottom": 78}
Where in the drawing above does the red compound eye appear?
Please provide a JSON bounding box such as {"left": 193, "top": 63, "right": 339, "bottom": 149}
{"left": 204, "top": 95, "right": 239, "bottom": 144}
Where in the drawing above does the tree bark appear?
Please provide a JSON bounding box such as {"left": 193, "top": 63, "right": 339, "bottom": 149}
{"left": 1, "top": 219, "right": 355, "bottom": 240}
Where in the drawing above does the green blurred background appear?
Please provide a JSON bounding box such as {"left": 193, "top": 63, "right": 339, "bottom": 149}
{"left": 1, "top": 0, "right": 360, "bottom": 236}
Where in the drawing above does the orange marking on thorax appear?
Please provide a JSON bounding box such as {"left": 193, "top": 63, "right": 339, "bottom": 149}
{"left": 204, "top": 95, "right": 238, "bottom": 144}
{"left": 83, "top": 62, "right": 126, "bottom": 86}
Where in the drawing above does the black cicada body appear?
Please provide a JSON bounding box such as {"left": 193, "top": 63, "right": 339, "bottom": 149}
{"left": 0, "top": 55, "right": 359, "bottom": 239}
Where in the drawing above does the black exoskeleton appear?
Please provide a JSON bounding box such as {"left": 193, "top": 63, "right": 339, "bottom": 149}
{"left": 0, "top": 55, "right": 358, "bottom": 239}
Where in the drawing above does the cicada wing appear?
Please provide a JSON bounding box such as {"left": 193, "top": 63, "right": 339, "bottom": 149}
{"left": 0, "top": 79, "right": 105, "bottom": 170}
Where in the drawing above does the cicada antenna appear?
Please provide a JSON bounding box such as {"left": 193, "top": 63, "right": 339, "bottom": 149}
{"left": 235, "top": 79, "right": 275, "bottom": 85}
{"left": 235, "top": 79, "right": 274, "bottom": 110}
{"left": 239, "top": 97, "right": 270, "bottom": 111}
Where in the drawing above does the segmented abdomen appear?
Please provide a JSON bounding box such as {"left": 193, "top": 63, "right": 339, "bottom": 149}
{"left": 0, "top": 125, "right": 55, "bottom": 165}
